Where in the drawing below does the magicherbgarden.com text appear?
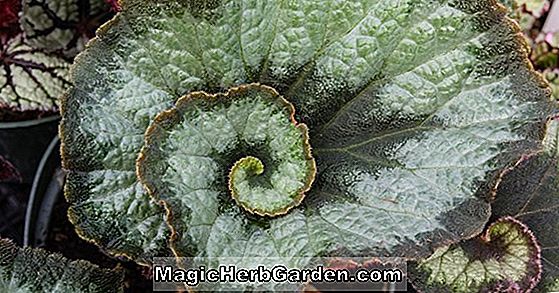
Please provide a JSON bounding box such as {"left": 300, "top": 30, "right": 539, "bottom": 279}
{"left": 154, "top": 264, "right": 403, "bottom": 286}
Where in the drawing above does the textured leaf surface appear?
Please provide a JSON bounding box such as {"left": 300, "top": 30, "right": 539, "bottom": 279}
{"left": 409, "top": 217, "right": 542, "bottom": 292}
{"left": 543, "top": 69, "right": 559, "bottom": 100}
{"left": 0, "top": 238, "right": 123, "bottom": 293}
{"left": 491, "top": 118, "right": 559, "bottom": 291}
{"left": 544, "top": 277, "right": 559, "bottom": 292}
{"left": 21, "top": 0, "right": 113, "bottom": 57}
{"left": 0, "top": 34, "right": 71, "bottom": 111}
{"left": 137, "top": 84, "right": 315, "bottom": 218}
{"left": 61, "top": 0, "right": 554, "bottom": 265}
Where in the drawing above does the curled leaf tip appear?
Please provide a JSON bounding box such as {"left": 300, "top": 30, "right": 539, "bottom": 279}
{"left": 410, "top": 216, "right": 542, "bottom": 293}
{"left": 138, "top": 83, "right": 316, "bottom": 218}
{"left": 0, "top": 238, "right": 124, "bottom": 292}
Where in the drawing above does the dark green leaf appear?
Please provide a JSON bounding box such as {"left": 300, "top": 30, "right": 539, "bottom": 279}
{"left": 491, "top": 118, "right": 559, "bottom": 290}
{"left": 60, "top": 0, "right": 554, "bottom": 267}
{"left": 409, "top": 217, "right": 542, "bottom": 292}
{"left": 137, "top": 84, "right": 316, "bottom": 218}
{"left": 0, "top": 238, "right": 123, "bottom": 293}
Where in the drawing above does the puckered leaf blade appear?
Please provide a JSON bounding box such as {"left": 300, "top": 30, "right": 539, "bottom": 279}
{"left": 491, "top": 118, "right": 559, "bottom": 291}
{"left": 21, "top": 0, "right": 114, "bottom": 57}
{"left": 408, "top": 217, "right": 542, "bottom": 293}
{"left": 64, "top": 169, "right": 172, "bottom": 264}
{"left": 0, "top": 34, "right": 71, "bottom": 111}
{"left": 137, "top": 84, "right": 316, "bottom": 218}
{"left": 0, "top": 238, "right": 123, "bottom": 293}
{"left": 60, "top": 23, "right": 175, "bottom": 263}
{"left": 61, "top": 0, "right": 555, "bottom": 268}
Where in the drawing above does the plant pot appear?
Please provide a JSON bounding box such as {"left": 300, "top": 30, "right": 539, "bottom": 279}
{"left": 0, "top": 155, "right": 27, "bottom": 245}
{"left": 0, "top": 115, "right": 60, "bottom": 184}
{"left": 23, "top": 136, "right": 63, "bottom": 248}
{"left": 20, "top": 135, "right": 152, "bottom": 292}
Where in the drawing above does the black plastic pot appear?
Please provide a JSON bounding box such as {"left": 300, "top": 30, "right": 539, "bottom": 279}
{"left": 0, "top": 115, "right": 60, "bottom": 245}
{"left": 0, "top": 158, "right": 27, "bottom": 246}
{"left": 23, "top": 136, "right": 64, "bottom": 248}
{"left": 0, "top": 116, "right": 60, "bottom": 184}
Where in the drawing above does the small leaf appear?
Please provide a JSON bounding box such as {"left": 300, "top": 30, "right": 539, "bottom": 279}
{"left": 543, "top": 277, "right": 559, "bottom": 292}
{"left": 506, "top": 0, "right": 558, "bottom": 75}
{"left": 0, "top": 0, "right": 114, "bottom": 115}
{"left": 21, "top": 0, "right": 114, "bottom": 56}
{"left": 516, "top": 0, "right": 551, "bottom": 17}
{"left": 0, "top": 238, "right": 123, "bottom": 293}
{"left": 491, "top": 118, "right": 559, "bottom": 290}
{"left": 543, "top": 69, "right": 559, "bottom": 100}
{"left": 0, "top": 33, "right": 71, "bottom": 111}
{"left": 409, "top": 217, "right": 542, "bottom": 293}
{"left": 532, "top": 42, "right": 558, "bottom": 69}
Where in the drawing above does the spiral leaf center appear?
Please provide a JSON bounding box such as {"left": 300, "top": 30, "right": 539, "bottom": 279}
{"left": 137, "top": 84, "right": 316, "bottom": 218}
{"left": 232, "top": 156, "right": 265, "bottom": 177}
